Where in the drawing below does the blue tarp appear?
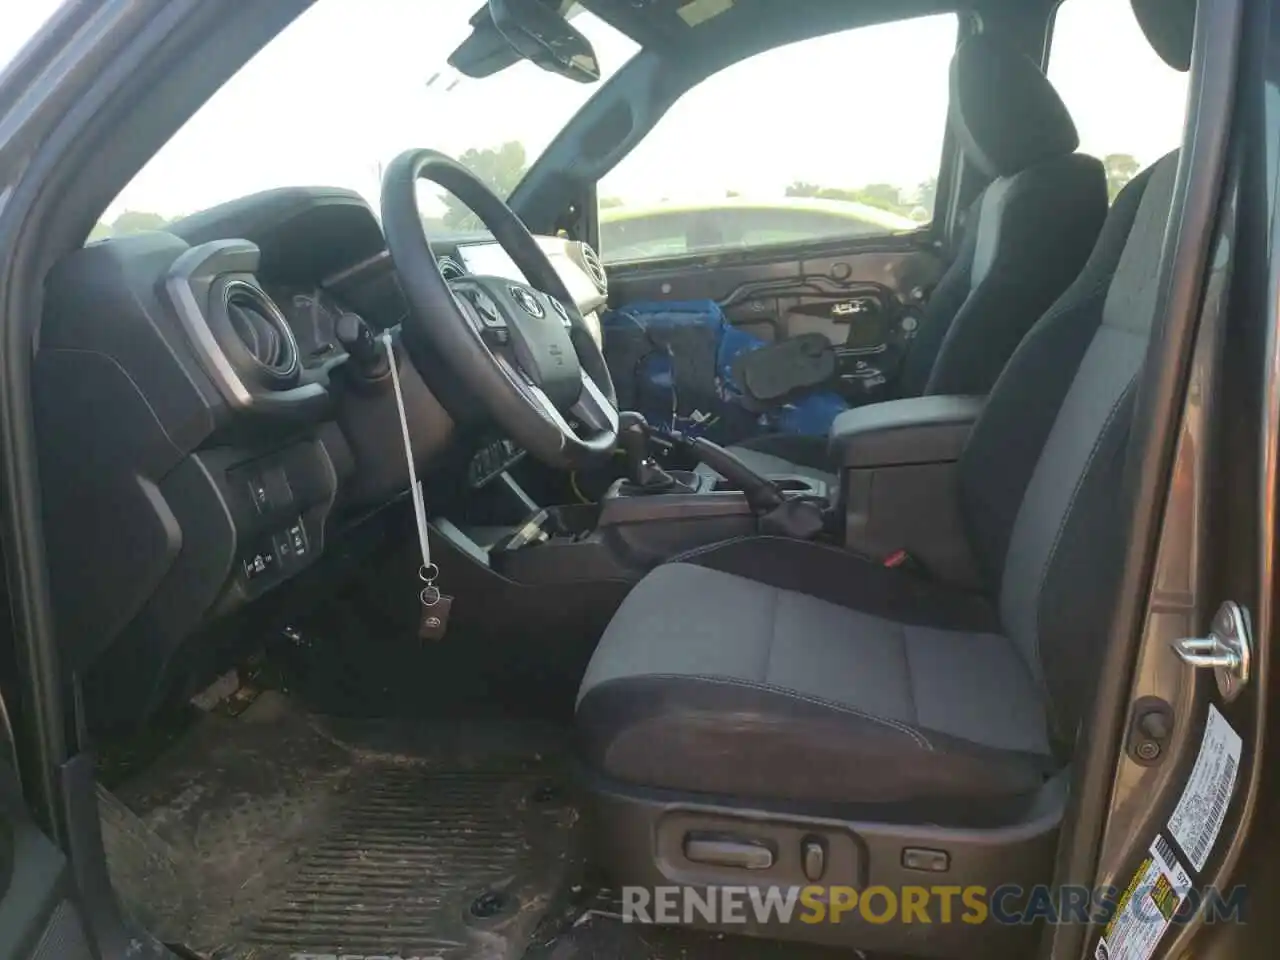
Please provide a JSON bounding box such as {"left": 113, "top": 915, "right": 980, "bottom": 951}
{"left": 602, "top": 300, "right": 848, "bottom": 444}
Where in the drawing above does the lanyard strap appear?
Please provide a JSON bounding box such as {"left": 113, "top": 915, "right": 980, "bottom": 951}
{"left": 383, "top": 333, "right": 433, "bottom": 577}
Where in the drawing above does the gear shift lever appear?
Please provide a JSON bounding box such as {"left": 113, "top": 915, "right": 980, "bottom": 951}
{"left": 618, "top": 412, "right": 679, "bottom": 493}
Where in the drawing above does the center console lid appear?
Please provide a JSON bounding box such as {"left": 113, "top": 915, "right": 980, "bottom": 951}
{"left": 835, "top": 396, "right": 986, "bottom": 589}
{"left": 830, "top": 395, "right": 986, "bottom": 468}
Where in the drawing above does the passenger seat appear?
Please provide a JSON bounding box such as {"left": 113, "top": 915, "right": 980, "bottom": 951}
{"left": 712, "top": 32, "right": 1109, "bottom": 485}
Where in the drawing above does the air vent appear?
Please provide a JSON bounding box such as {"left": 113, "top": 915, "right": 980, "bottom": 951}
{"left": 438, "top": 256, "right": 466, "bottom": 281}
{"left": 578, "top": 242, "right": 607, "bottom": 295}
{"left": 223, "top": 281, "right": 299, "bottom": 382}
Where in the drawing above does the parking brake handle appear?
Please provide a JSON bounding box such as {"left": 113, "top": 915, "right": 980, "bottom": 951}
{"left": 677, "top": 434, "right": 785, "bottom": 514}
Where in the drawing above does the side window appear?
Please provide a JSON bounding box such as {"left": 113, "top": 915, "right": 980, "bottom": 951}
{"left": 597, "top": 14, "right": 958, "bottom": 264}
{"left": 1047, "top": 0, "right": 1189, "bottom": 203}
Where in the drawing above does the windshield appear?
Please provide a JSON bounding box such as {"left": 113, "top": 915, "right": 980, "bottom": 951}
{"left": 96, "top": 1, "right": 638, "bottom": 238}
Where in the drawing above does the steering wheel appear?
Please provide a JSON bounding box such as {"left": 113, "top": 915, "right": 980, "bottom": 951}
{"left": 380, "top": 148, "right": 618, "bottom": 469}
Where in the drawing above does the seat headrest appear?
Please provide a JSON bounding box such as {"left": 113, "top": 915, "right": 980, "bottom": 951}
{"left": 1131, "top": 0, "right": 1196, "bottom": 71}
{"left": 949, "top": 34, "right": 1079, "bottom": 179}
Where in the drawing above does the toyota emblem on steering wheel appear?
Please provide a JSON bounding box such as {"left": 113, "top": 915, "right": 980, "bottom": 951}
{"left": 510, "top": 285, "right": 545, "bottom": 318}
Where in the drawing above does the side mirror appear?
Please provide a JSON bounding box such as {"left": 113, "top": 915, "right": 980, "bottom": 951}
{"left": 487, "top": 0, "right": 601, "bottom": 83}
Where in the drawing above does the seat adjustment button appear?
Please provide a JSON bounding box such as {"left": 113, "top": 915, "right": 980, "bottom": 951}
{"left": 902, "top": 847, "right": 949, "bottom": 872}
{"left": 683, "top": 833, "right": 774, "bottom": 870}
{"left": 801, "top": 837, "right": 826, "bottom": 882}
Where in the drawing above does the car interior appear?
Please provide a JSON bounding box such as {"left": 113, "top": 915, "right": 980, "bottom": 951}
{"left": 20, "top": 0, "right": 1207, "bottom": 956}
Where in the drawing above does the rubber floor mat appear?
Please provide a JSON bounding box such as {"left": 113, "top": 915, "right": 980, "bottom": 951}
{"left": 524, "top": 890, "right": 858, "bottom": 960}
{"left": 101, "top": 693, "right": 573, "bottom": 960}
{"left": 248, "top": 768, "right": 564, "bottom": 958}
{"left": 524, "top": 915, "right": 858, "bottom": 960}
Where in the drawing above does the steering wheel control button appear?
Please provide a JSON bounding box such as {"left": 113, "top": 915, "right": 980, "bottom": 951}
{"left": 509, "top": 285, "right": 545, "bottom": 318}
{"left": 548, "top": 297, "right": 572, "bottom": 328}
{"left": 469, "top": 290, "right": 506, "bottom": 328}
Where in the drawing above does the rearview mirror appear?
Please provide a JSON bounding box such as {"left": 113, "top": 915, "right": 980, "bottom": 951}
{"left": 487, "top": 0, "right": 601, "bottom": 83}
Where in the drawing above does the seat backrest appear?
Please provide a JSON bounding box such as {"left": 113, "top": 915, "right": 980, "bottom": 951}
{"left": 958, "top": 0, "right": 1198, "bottom": 744}
{"left": 898, "top": 34, "right": 1108, "bottom": 398}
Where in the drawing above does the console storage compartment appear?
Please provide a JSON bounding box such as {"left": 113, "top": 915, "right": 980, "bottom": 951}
{"left": 488, "top": 487, "right": 756, "bottom": 586}
{"left": 832, "top": 395, "right": 985, "bottom": 587}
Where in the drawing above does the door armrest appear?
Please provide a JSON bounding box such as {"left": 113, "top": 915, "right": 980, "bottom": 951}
{"left": 828, "top": 395, "right": 986, "bottom": 468}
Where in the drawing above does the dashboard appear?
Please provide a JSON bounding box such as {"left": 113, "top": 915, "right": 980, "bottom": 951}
{"left": 34, "top": 186, "right": 609, "bottom": 729}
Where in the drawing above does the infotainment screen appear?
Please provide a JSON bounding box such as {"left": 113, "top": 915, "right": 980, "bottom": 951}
{"left": 456, "top": 241, "right": 528, "bottom": 283}
{"left": 456, "top": 239, "right": 602, "bottom": 310}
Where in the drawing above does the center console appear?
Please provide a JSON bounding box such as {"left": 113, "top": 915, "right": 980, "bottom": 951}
{"left": 832, "top": 394, "right": 985, "bottom": 587}
{"left": 487, "top": 476, "right": 760, "bottom": 584}
{"left": 436, "top": 395, "right": 989, "bottom": 600}
{"left": 478, "top": 414, "right": 838, "bottom": 585}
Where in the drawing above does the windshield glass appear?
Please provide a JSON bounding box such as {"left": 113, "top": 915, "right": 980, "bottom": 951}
{"left": 96, "top": 1, "right": 638, "bottom": 238}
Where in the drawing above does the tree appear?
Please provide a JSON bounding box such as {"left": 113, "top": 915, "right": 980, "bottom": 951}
{"left": 785, "top": 180, "right": 911, "bottom": 216}
{"left": 441, "top": 142, "right": 529, "bottom": 229}
{"left": 1104, "top": 153, "right": 1140, "bottom": 203}
{"left": 850, "top": 183, "right": 906, "bottom": 214}
{"left": 785, "top": 181, "right": 821, "bottom": 198}
{"left": 110, "top": 210, "right": 170, "bottom": 235}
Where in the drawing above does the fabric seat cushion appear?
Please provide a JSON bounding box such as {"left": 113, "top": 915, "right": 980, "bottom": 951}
{"left": 577, "top": 539, "right": 1052, "bottom": 823}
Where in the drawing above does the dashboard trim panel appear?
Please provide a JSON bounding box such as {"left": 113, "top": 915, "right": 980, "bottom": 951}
{"left": 165, "top": 238, "right": 330, "bottom": 416}
{"left": 166, "top": 240, "right": 256, "bottom": 408}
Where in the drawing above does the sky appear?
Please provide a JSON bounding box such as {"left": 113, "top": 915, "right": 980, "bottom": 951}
{"left": 0, "top": 0, "right": 1188, "bottom": 221}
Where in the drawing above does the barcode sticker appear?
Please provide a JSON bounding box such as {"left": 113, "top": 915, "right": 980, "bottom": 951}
{"left": 1167, "top": 705, "right": 1241, "bottom": 871}
{"left": 1094, "top": 836, "right": 1191, "bottom": 960}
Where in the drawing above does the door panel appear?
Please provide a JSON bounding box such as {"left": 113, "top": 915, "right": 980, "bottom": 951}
{"left": 0, "top": 762, "right": 94, "bottom": 960}
{"left": 606, "top": 239, "right": 945, "bottom": 402}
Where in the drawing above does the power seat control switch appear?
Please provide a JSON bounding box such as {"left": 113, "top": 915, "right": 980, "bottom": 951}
{"left": 902, "top": 847, "right": 949, "bottom": 873}
{"left": 801, "top": 837, "right": 826, "bottom": 882}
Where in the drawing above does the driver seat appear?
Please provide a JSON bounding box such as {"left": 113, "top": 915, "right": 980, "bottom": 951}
{"left": 576, "top": 2, "right": 1193, "bottom": 951}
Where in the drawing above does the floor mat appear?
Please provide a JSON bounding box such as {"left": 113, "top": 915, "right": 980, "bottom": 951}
{"left": 525, "top": 917, "right": 857, "bottom": 960}
{"left": 101, "top": 692, "right": 574, "bottom": 960}
{"left": 524, "top": 890, "right": 858, "bottom": 960}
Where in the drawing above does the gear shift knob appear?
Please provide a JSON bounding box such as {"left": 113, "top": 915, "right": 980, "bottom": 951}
{"left": 616, "top": 411, "right": 681, "bottom": 493}
{"left": 618, "top": 411, "right": 651, "bottom": 481}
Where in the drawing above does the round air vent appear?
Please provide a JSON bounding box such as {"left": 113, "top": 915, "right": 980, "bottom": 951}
{"left": 437, "top": 256, "right": 467, "bottom": 281}
{"left": 578, "top": 242, "right": 608, "bottom": 295}
{"left": 221, "top": 281, "right": 300, "bottom": 387}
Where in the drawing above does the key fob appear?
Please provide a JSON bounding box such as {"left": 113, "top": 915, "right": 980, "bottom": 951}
{"left": 419, "top": 595, "right": 453, "bottom": 641}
